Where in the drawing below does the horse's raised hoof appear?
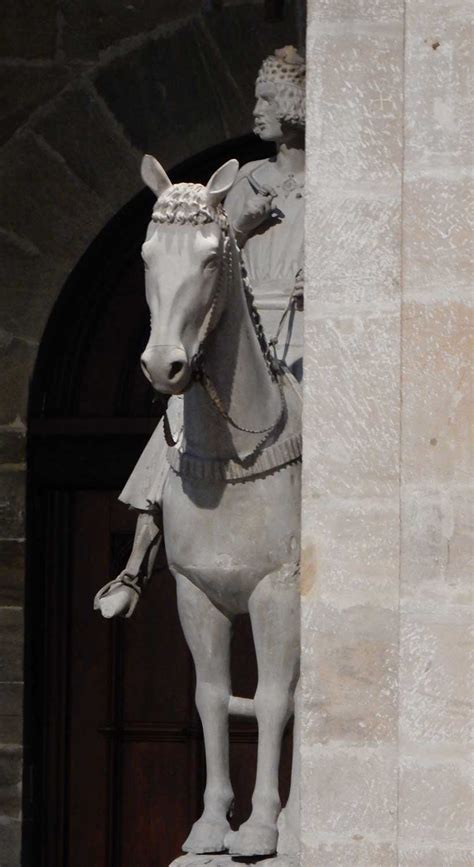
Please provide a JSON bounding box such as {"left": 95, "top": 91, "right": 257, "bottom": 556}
{"left": 225, "top": 820, "right": 277, "bottom": 857}
{"left": 182, "top": 818, "right": 231, "bottom": 855}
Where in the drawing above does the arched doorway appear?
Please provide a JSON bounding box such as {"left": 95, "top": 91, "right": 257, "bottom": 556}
{"left": 24, "top": 137, "right": 292, "bottom": 867}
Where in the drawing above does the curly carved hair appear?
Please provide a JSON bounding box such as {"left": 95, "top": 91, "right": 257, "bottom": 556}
{"left": 151, "top": 183, "right": 227, "bottom": 227}
{"left": 256, "top": 45, "right": 306, "bottom": 130}
{"left": 273, "top": 82, "right": 305, "bottom": 129}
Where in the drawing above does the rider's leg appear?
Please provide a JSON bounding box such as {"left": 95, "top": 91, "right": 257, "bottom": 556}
{"left": 94, "top": 511, "right": 161, "bottom": 618}
{"left": 122, "top": 510, "right": 161, "bottom": 584}
{"left": 175, "top": 573, "right": 234, "bottom": 854}
{"left": 227, "top": 567, "right": 299, "bottom": 856}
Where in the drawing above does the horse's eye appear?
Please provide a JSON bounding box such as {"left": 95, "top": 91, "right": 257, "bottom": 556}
{"left": 204, "top": 254, "right": 218, "bottom": 270}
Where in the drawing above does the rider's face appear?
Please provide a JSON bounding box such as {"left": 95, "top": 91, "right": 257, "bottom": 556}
{"left": 253, "top": 81, "right": 283, "bottom": 142}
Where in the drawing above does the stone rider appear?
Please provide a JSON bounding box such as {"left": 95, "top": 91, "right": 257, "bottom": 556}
{"left": 94, "top": 46, "right": 305, "bottom": 619}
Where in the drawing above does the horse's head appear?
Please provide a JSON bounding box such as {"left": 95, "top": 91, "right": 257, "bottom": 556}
{"left": 139, "top": 156, "right": 239, "bottom": 395}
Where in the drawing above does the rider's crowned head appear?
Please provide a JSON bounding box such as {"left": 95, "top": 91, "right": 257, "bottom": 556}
{"left": 253, "top": 45, "right": 306, "bottom": 142}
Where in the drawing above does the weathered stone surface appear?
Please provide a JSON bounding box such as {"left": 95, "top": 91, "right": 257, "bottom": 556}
{"left": 0, "top": 336, "right": 36, "bottom": 426}
{"left": 62, "top": 0, "right": 197, "bottom": 60}
{"left": 302, "top": 604, "right": 398, "bottom": 745}
{"left": 302, "top": 840, "right": 397, "bottom": 866}
{"left": 399, "top": 755, "right": 472, "bottom": 848}
{"left": 401, "top": 303, "right": 472, "bottom": 486}
{"left": 399, "top": 846, "right": 473, "bottom": 865}
{"left": 0, "top": 684, "right": 22, "bottom": 743}
{"left": 302, "top": 496, "right": 399, "bottom": 609}
{"left": 35, "top": 86, "right": 140, "bottom": 211}
{"left": 94, "top": 22, "right": 247, "bottom": 164}
{"left": 0, "top": 541, "right": 24, "bottom": 607}
{"left": 397, "top": 0, "right": 473, "bottom": 859}
{"left": 0, "top": 229, "right": 62, "bottom": 342}
{"left": 303, "top": 313, "right": 400, "bottom": 498}
{"left": 304, "top": 2, "right": 404, "bottom": 862}
{"left": 0, "top": 608, "right": 23, "bottom": 682}
{"left": 308, "top": 27, "right": 403, "bottom": 185}
{"left": 312, "top": 0, "right": 403, "bottom": 22}
{"left": 403, "top": 179, "right": 472, "bottom": 297}
{"left": 401, "top": 489, "right": 472, "bottom": 603}
{"left": 0, "top": 64, "right": 70, "bottom": 146}
{"left": 0, "top": 132, "right": 110, "bottom": 263}
{"left": 0, "top": 819, "right": 21, "bottom": 867}
{"left": 306, "top": 195, "right": 401, "bottom": 311}
{"left": 0, "top": 0, "right": 56, "bottom": 59}
{"left": 0, "top": 746, "right": 22, "bottom": 818}
{"left": 301, "top": 744, "right": 397, "bottom": 840}
{"left": 404, "top": 0, "right": 472, "bottom": 164}
{"left": 399, "top": 612, "right": 472, "bottom": 746}
{"left": 0, "top": 472, "right": 25, "bottom": 538}
{"left": 0, "top": 434, "right": 25, "bottom": 469}
{"left": 0, "top": 229, "right": 42, "bottom": 289}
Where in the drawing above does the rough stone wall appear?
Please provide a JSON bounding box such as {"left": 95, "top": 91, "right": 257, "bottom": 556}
{"left": 0, "top": 3, "right": 297, "bottom": 863}
{"left": 303, "top": 1, "right": 472, "bottom": 864}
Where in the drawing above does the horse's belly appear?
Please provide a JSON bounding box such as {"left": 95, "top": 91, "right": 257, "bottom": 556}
{"left": 162, "top": 465, "right": 301, "bottom": 612}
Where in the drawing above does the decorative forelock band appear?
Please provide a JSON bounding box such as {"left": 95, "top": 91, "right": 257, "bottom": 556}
{"left": 152, "top": 183, "right": 228, "bottom": 228}
{"left": 256, "top": 45, "right": 305, "bottom": 90}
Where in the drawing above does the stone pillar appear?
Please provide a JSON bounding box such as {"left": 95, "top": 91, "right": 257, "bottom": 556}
{"left": 302, "top": 0, "right": 471, "bottom": 864}
{"left": 399, "top": 1, "right": 472, "bottom": 863}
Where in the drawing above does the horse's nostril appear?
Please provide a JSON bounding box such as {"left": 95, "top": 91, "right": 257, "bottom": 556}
{"left": 169, "top": 361, "right": 184, "bottom": 381}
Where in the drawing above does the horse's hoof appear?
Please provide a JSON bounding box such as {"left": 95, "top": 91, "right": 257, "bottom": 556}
{"left": 182, "top": 818, "right": 231, "bottom": 854}
{"left": 225, "top": 820, "right": 277, "bottom": 857}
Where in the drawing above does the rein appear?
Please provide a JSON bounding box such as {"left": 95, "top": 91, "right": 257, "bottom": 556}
{"left": 163, "top": 220, "right": 287, "bottom": 453}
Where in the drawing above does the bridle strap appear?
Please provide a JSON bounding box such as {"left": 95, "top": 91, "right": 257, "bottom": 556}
{"left": 164, "top": 215, "right": 288, "bottom": 453}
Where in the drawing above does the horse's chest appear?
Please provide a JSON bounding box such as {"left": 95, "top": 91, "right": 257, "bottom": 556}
{"left": 162, "top": 466, "right": 301, "bottom": 595}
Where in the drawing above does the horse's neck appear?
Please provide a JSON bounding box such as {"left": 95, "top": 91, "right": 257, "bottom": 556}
{"left": 182, "top": 243, "right": 281, "bottom": 460}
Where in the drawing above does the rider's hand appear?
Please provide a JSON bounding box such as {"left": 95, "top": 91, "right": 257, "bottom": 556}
{"left": 233, "top": 190, "right": 275, "bottom": 239}
{"left": 293, "top": 268, "right": 304, "bottom": 312}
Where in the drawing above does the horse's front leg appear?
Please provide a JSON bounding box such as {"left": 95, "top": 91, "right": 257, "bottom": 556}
{"left": 175, "top": 573, "right": 234, "bottom": 854}
{"left": 227, "top": 567, "right": 300, "bottom": 857}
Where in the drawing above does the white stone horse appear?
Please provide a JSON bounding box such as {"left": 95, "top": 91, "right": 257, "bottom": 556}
{"left": 137, "top": 155, "right": 302, "bottom": 860}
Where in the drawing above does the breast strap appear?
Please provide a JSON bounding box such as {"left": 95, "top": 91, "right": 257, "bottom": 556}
{"left": 166, "top": 431, "right": 302, "bottom": 482}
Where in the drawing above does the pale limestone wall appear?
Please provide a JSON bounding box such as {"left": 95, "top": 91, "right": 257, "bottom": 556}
{"left": 399, "top": 1, "right": 472, "bottom": 863}
{"left": 302, "top": 0, "right": 472, "bottom": 864}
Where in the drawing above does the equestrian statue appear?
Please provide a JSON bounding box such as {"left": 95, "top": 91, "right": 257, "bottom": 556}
{"left": 94, "top": 46, "right": 305, "bottom": 865}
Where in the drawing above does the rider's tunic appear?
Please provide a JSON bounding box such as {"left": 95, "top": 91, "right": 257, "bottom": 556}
{"left": 118, "top": 159, "right": 304, "bottom": 513}
{"left": 225, "top": 160, "right": 304, "bottom": 383}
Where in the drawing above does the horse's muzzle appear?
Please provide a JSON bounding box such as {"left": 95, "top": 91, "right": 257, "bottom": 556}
{"left": 140, "top": 344, "right": 190, "bottom": 395}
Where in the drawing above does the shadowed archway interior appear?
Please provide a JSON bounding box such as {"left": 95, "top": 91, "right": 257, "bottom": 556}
{"left": 25, "top": 137, "right": 293, "bottom": 867}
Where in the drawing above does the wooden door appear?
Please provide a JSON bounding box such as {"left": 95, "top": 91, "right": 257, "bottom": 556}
{"left": 25, "top": 137, "right": 291, "bottom": 867}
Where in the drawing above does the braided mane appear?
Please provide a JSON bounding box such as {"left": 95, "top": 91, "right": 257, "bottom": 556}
{"left": 152, "top": 183, "right": 228, "bottom": 228}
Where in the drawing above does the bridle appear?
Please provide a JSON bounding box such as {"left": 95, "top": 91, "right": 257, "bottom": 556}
{"left": 163, "top": 215, "right": 287, "bottom": 454}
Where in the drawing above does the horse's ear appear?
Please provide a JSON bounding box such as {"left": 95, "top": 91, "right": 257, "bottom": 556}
{"left": 206, "top": 159, "right": 239, "bottom": 206}
{"left": 141, "top": 155, "right": 172, "bottom": 198}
